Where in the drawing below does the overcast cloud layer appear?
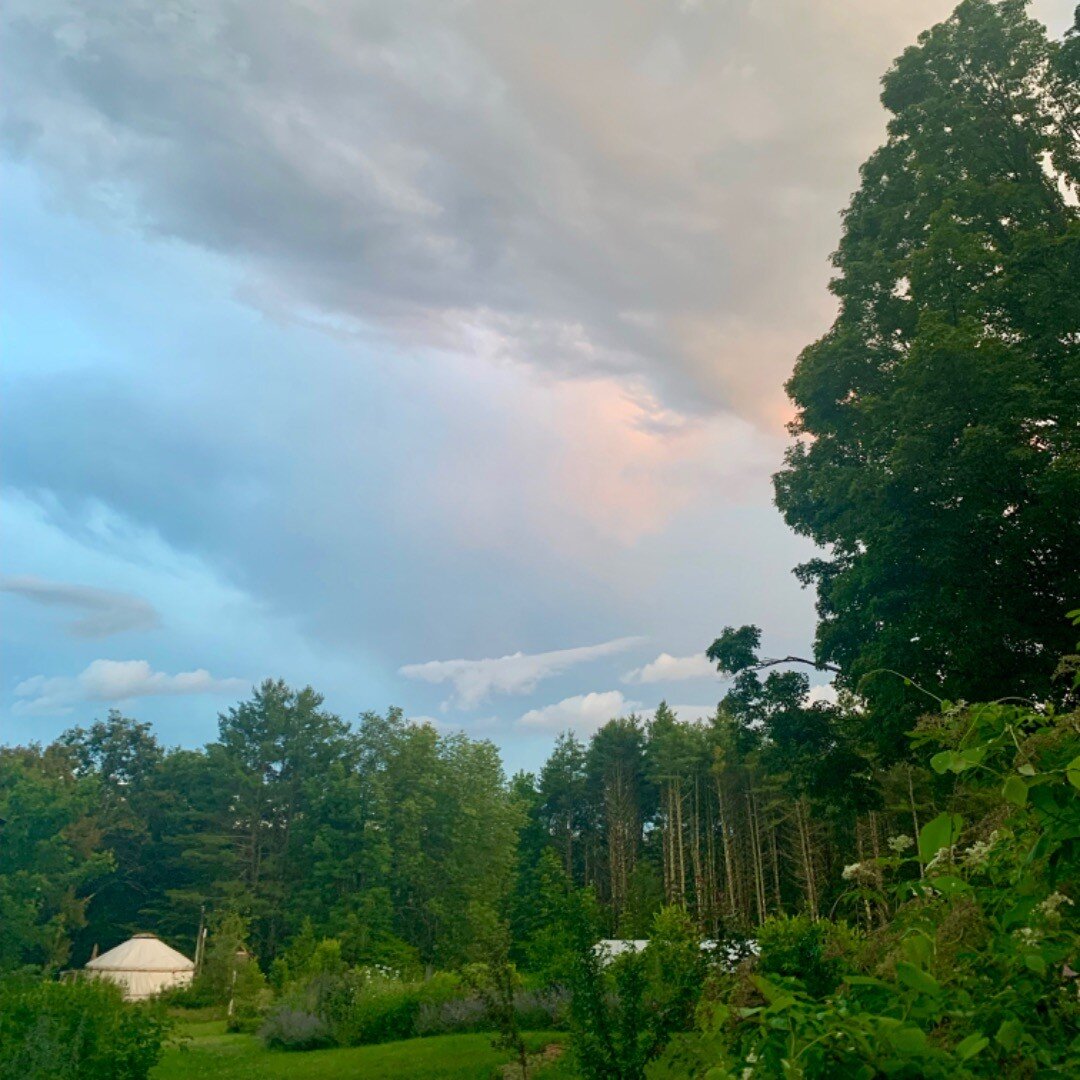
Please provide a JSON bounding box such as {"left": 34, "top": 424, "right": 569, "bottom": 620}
{"left": 2, "top": 0, "right": 1073, "bottom": 768}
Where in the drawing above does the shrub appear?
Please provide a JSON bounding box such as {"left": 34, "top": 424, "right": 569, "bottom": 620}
{"left": 317, "top": 969, "right": 462, "bottom": 1046}
{"left": 414, "top": 994, "right": 488, "bottom": 1036}
{"left": 755, "top": 914, "right": 859, "bottom": 998}
{"left": 225, "top": 956, "right": 270, "bottom": 1034}
{"left": 649, "top": 700, "right": 1080, "bottom": 1078}
{"left": 259, "top": 1006, "right": 333, "bottom": 1051}
{"left": 0, "top": 976, "right": 170, "bottom": 1080}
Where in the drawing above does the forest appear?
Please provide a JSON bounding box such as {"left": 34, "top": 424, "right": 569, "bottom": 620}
{"left": 2, "top": 2, "right": 1079, "bottom": 1078}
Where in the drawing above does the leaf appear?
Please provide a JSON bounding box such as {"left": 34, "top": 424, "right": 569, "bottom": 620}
{"left": 890, "top": 1026, "right": 928, "bottom": 1055}
{"left": 930, "top": 748, "right": 985, "bottom": 774}
{"left": 1023, "top": 953, "right": 1047, "bottom": 976}
{"left": 931, "top": 750, "right": 956, "bottom": 774}
{"left": 1018, "top": 764, "right": 1036, "bottom": 776}
{"left": 751, "top": 976, "right": 793, "bottom": 1007}
{"left": 895, "top": 961, "right": 941, "bottom": 996}
{"left": 955, "top": 1034, "right": 989, "bottom": 1061}
{"left": 919, "top": 812, "right": 963, "bottom": 864}
{"left": 955, "top": 746, "right": 987, "bottom": 770}
{"left": 1002, "top": 897, "right": 1038, "bottom": 929}
{"left": 994, "top": 1018, "right": 1022, "bottom": 1050}
{"left": 900, "top": 931, "right": 933, "bottom": 966}
{"left": 1066, "top": 756, "right": 1080, "bottom": 791}
{"left": 927, "top": 874, "right": 970, "bottom": 897}
{"left": 1002, "top": 776, "right": 1028, "bottom": 806}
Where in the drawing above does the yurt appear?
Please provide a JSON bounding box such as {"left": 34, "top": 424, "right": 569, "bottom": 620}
{"left": 85, "top": 933, "right": 194, "bottom": 1000}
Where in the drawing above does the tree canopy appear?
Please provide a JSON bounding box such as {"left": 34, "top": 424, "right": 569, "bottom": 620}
{"left": 773, "top": 0, "right": 1080, "bottom": 751}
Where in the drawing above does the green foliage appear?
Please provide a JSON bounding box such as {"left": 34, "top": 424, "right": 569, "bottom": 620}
{"left": 294, "top": 970, "right": 464, "bottom": 1047}
{"left": 0, "top": 976, "right": 170, "bottom": 1080}
{"left": 773, "top": 0, "right": 1080, "bottom": 752}
{"left": 0, "top": 746, "right": 113, "bottom": 972}
{"left": 649, "top": 696, "right": 1080, "bottom": 1078}
{"left": 755, "top": 915, "right": 861, "bottom": 999}
{"left": 539, "top": 878, "right": 709, "bottom": 1080}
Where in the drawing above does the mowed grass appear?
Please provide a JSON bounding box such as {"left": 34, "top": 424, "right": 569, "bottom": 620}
{"left": 152, "top": 1020, "right": 568, "bottom": 1080}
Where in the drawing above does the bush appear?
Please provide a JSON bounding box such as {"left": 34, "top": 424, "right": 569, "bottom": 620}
{"left": 649, "top": 700, "right": 1080, "bottom": 1078}
{"left": 259, "top": 1006, "right": 333, "bottom": 1051}
{"left": 225, "top": 956, "right": 271, "bottom": 1034}
{"left": 414, "top": 994, "right": 488, "bottom": 1036}
{"left": 0, "top": 976, "right": 170, "bottom": 1080}
{"left": 755, "top": 914, "right": 859, "bottom": 998}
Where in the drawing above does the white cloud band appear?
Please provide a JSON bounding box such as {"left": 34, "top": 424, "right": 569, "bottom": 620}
{"left": 13, "top": 659, "right": 246, "bottom": 716}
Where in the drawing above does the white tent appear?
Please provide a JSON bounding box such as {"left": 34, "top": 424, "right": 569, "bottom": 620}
{"left": 85, "top": 933, "right": 194, "bottom": 1001}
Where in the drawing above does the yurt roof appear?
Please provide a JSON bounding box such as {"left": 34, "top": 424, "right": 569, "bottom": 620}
{"left": 86, "top": 933, "right": 194, "bottom": 972}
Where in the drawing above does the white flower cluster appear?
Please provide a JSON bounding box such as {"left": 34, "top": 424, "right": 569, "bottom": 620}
{"left": 925, "top": 846, "right": 955, "bottom": 871}
{"left": 887, "top": 834, "right": 914, "bottom": 855}
{"left": 961, "top": 831, "right": 999, "bottom": 870}
{"left": 842, "top": 861, "right": 878, "bottom": 883}
{"left": 1015, "top": 926, "right": 1041, "bottom": 945}
{"left": 1038, "top": 892, "right": 1074, "bottom": 918}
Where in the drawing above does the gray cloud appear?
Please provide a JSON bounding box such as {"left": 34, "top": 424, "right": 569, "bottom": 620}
{"left": 11, "top": 0, "right": 1069, "bottom": 419}
{"left": 1, "top": 574, "right": 161, "bottom": 638}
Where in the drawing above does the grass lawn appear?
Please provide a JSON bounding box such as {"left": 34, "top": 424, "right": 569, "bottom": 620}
{"left": 152, "top": 1021, "right": 568, "bottom": 1080}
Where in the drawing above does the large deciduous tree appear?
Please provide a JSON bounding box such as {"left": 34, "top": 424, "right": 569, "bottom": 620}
{"left": 773, "top": 0, "right": 1080, "bottom": 752}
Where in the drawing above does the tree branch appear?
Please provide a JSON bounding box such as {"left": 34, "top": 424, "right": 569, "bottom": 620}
{"left": 756, "top": 656, "right": 842, "bottom": 675}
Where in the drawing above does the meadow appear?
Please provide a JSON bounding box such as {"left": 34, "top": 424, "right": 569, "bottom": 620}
{"left": 151, "top": 1021, "right": 568, "bottom": 1080}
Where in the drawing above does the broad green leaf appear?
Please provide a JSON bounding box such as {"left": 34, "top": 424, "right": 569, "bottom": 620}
{"left": 930, "top": 750, "right": 956, "bottom": 774}
{"left": 919, "top": 812, "right": 963, "bottom": 864}
{"left": 1023, "top": 953, "right": 1047, "bottom": 976}
{"left": 1002, "top": 897, "right": 1038, "bottom": 929}
{"left": 895, "top": 961, "right": 941, "bottom": 996}
{"left": 900, "top": 931, "right": 933, "bottom": 965}
{"left": 931, "top": 747, "right": 985, "bottom": 774}
{"left": 1002, "top": 776, "right": 1028, "bottom": 806}
{"left": 890, "top": 1026, "right": 928, "bottom": 1054}
{"left": 751, "top": 976, "right": 792, "bottom": 1007}
{"left": 1018, "top": 763, "right": 1036, "bottom": 776}
{"left": 955, "top": 746, "right": 987, "bottom": 769}
{"left": 994, "top": 1018, "right": 1022, "bottom": 1050}
{"left": 955, "top": 1034, "right": 989, "bottom": 1061}
{"left": 927, "top": 874, "right": 970, "bottom": 897}
{"left": 1066, "top": 756, "right": 1080, "bottom": 790}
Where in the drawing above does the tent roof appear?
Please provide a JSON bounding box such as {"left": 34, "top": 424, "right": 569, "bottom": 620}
{"left": 86, "top": 933, "right": 194, "bottom": 972}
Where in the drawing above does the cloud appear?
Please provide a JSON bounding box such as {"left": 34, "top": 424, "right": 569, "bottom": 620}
{"left": 807, "top": 683, "right": 838, "bottom": 706}
{"left": 13, "top": 659, "right": 246, "bottom": 716}
{"left": 623, "top": 651, "right": 715, "bottom": 684}
{"left": 0, "top": 574, "right": 160, "bottom": 638}
{"left": 519, "top": 690, "right": 639, "bottom": 733}
{"left": 11, "top": 0, "right": 1067, "bottom": 421}
{"left": 400, "top": 636, "right": 643, "bottom": 709}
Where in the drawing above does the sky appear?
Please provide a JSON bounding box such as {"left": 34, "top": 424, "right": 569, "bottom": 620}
{"left": 2, "top": 0, "right": 1074, "bottom": 772}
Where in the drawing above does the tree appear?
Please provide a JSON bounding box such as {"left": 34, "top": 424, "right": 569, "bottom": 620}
{"left": 215, "top": 679, "right": 353, "bottom": 956}
{"left": 0, "top": 746, "right": 112, "bottom": 972}
{"left": 58, "top": 713, "right": 169, "bottom": 960}
{"left": 537, "top": 733, "right": 588, "bottom": 882}
{"left": 773, "top": 0, "right": 1080, "bottom": 754}
{"left": 586, "top": 719, "right": 652, "bottom": 927}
